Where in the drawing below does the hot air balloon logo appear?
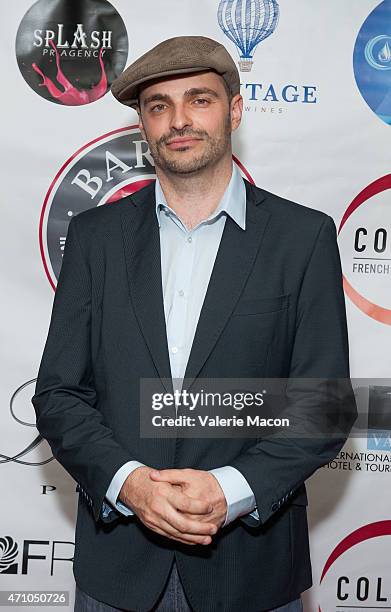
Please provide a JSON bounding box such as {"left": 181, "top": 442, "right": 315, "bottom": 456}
{"left": 217, "top": 0, "right": 280, "bottom": 72}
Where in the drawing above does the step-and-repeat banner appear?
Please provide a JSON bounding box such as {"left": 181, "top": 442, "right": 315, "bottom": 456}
{"left": 1, "top": 1, "right": 390, "bottom": 609}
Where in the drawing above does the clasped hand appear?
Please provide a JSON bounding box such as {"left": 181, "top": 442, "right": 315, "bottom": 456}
{"left": 118, "top": 466, "right": 227, "bottom": 546}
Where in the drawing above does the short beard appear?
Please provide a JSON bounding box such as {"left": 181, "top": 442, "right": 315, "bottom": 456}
{"left": 145, "top": 111, "right": 232, "bottom": 175}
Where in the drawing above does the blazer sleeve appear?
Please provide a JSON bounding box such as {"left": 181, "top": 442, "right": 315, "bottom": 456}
{"left": 31, "top": 215, "right": 135, "bottom": 523}
{"left": 229, "top": 215, "right": 358, "bottom": 527}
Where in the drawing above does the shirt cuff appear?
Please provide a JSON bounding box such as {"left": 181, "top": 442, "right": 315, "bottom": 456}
{"left": 104, "top": 460, "right": 146, "bottom": 517}
{"left": 209, "top": 465, "right": 257, "bottom": 527}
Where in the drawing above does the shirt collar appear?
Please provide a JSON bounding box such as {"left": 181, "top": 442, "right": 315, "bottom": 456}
{"left": 154, "top": 162, "right": 246, "bottom": 230}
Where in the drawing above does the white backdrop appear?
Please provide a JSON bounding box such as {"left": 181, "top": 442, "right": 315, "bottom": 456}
{"left": 1, "top": 1, "right": 390, "bottom": 610}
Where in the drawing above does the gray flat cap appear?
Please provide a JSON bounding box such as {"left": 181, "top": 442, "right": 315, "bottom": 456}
{"left": 111, "top": 35, "right": 240, "bottom": 108}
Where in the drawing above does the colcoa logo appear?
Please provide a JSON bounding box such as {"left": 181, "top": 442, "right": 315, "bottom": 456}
{"left": 318, "top": 521, "right": 391, "bottom": 611}
{"left": 338, "top": 175, "right": 391, "bottom": 325}
{"left": 40, "top": 126, "right": 255, "bottom": 289}
{"left": 15, "top": 0, "right": 128, "bottom": 105}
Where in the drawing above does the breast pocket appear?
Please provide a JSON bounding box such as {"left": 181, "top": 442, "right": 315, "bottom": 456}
{"left": 232, "top": 293, "right": 290, "bottom": 316}
{"left": 218, "top": 293, "right": 291, "bottom": 368}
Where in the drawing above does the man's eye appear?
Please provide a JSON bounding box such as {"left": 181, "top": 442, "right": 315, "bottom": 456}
{"left": 194, "top": 98, "right": 209, "bottom": 105}
{"left": 151, "top": 104, "right": 166, "bottom": 112}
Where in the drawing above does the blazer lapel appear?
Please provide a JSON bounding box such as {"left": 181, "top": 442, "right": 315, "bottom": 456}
{"left": 120, "top": 181, "right": 174, "bottom": 395}
{"left": 120, "top": 177, "right": 271, "bottom": 395}
{"left": 183, "top": 179, "right": 271, "bottom": 390}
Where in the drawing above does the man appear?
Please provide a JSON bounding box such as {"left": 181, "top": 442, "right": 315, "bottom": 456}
{"left": 32, "top": 36, "right": 357, "bottom": 612}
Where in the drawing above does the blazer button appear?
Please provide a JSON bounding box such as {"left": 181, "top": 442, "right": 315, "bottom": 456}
{"left": 271, "top": 502, "right": 278, "bottom": 512}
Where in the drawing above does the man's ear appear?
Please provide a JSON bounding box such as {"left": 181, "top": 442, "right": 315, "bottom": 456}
{"left": 231, "top": 94, "right": 243, "bottom": 132}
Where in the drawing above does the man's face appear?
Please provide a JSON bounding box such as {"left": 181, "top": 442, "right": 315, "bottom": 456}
{"left": 137, "top": 70, "right": 242, "bottom": 175}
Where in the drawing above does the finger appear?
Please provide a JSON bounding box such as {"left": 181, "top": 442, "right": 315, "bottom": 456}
{"left": 178, "top": 511, "right": 216, "bottom": 522}
{"left": 152, "top": 523, "right": 211, "bottom": 546}
{"left": 157, "top": 515, "right": 213, "bottom": 545}
{"left": 149, "top": 469, "right": 187, "bottom": 483}
{"left": 165, "top": 504, "right": 217, "bottom": 536}
{"left": 171, "top": 491, "right": 213, "bottom": 515}
{"left": 145, "top": 521, "right": 198, "bottom": 545}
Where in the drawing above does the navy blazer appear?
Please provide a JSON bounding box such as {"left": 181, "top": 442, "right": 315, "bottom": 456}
{"left": 32, "top": 178, "right": 357, "bottom": 612}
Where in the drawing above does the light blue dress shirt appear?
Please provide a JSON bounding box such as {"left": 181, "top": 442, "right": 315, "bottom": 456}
{"left": 101, "top": 162, "right": 260, "bottom": 526}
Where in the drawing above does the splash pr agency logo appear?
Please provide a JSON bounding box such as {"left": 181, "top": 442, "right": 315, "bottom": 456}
{"left": 15, "top": 0, "right": 128, "bottom": 105}
{"left": 354, "top": 0, "right": 391, "bottom": 125}
{"left": 337, "top": 175, "right": 391, "bottom": 326}
{"left": 217, "top": 0, "right": 317, "bottom": 114}
{"left": 39, "top": 126, "right": 255, "bottom": 289}
{"left": 318, "top": 521, "right": 391, "bottom": 611}
{"left": 0, "top": 535, "right": 74, "bottom": 575}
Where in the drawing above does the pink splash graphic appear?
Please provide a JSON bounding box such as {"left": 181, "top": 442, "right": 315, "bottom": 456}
{"left": 32, "top": 40, "right": 107, "bottom": 105}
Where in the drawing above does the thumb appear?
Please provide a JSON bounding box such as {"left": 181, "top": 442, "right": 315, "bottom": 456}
{"left": 149, "top": 470, "right": 162, "bottom": 478}
{"left": 149, "top": 470, "right": 186, "bottom": 484}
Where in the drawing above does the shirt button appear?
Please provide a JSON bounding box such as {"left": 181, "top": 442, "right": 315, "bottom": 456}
{"left": 187, "top": 236, "right": 192, "bottom": 243}
{"left": 171, "top": 346, "right": 178, "bottom": 354}
{"left": 178, "top": 290, "right": 185, "bottom": 297}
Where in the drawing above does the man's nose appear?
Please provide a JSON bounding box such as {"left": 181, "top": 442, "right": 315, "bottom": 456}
{"left": 169, "top": 103, "right": 192, "bottom": 130}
